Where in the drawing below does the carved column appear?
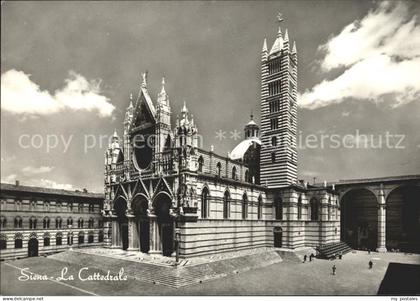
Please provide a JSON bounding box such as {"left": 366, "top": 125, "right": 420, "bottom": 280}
{"left": 110, "top": 217, "right": 120, "bottom": 249}
{"left": 127, "top": 215, "right": 139, "bottom": 251}
{"left": 148, "top": 214, "right": 161, "bottom": 254}
{"left": 377, "top": 187, "right": 387, "bottom": 252}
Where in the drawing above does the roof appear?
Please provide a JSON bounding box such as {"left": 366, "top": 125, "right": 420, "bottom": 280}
{"left": 229, "top": 138, "right": 261, "bottom": 160}
{"left": 269, "top": 35, "right": 284, "bottom": 55}
{"left": 0, "top": 183, "right": 104, "bottom": 199}
{"left": 140, "top": 87, "right": 156, "bottom": 118}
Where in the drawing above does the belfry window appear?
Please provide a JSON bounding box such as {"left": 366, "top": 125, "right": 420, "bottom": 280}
{"left": 271, "top": 136, "right": 277, "bottom": 146}
{"left": 270, "top": 118, "right": 278, "bottom": 130}
{"left": 268, "top": 80, "right": 281, "bottom": 96}
{"left": 268, "top": 58, "right": 281, "bottom": 75}
{"left": 271, "top": 152, "right": 276, "bottom": 163}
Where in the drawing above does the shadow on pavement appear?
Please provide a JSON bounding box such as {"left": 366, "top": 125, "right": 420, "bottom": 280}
{"left": 377, "top": 262, "right": 420, "bottom": 295}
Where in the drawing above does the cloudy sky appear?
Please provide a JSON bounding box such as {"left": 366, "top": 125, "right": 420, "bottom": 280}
{"left": 1, "top": 0, "right": 420, "bottom": 192}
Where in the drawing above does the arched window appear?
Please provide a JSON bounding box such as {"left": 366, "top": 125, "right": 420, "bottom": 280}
{"left": 271, "top": 136, "right": 277, "bottom": 146}
{"left": 98, "top": 219, "right": 104, "bottom": 228}
{"left": 216, "top": 162, "right": 222, "bottom": 177}
{"left": 14, "top": 233, "right": 23, "bottom": 249}
{"left": 55, "top": 217, "right": 62, "bottom": 229}
{"left": 78, "top": 203, "right": 83, "bottom": 213}
{"left": 43, "top": 217, "right": 50, "bottom": 229}
{"left": 88, "top": 218, "right": 94, "bottom": 228}
{"left": 44, "top": 233, "right": 50, "bottom": 247}
{"left": 232, "top": 166, "right": 237, "bottom": 180}
{"left": 0, "top": 234, "right": 6, "bottom": 250}
{"left": 67, "top": 217, "right": 73, "bottom": 227}
{"left": 14, "top": 216, "right": 22, "bottom": 228}
{"left": 271, "top": 152, "right": 276, "bottom": 163}
{"left": 310, "top": 198, "right": 320, "bottom": 221}
{"left": 78, "top": 232, "right": 84, "bottom": 244}
{"left": 297, "top": 195, "right": 302, "bottom": 220}
{"left": 275, "top": 198, "right": 283, "bottom": 220}
{"left": 98, "top": 231, "right": 104, "bottom": 243}
{"left": 201, "top": 187, "right": 209, "bottom": 218}
{"left": 198, "top": 156, "right": 204, "bottom": 172}
{"left": 223, "top": 190, "right": 230, "bottom": 219}
{"left": 56, "top": 232, "right": 63, "bottom": 246}
{"left": 29, "top": 217, "right": 37, "bottom": 229}
{"left": 78, "top": 218, "right": 84, "bottom": 228}
{"left": 245, "top": 170, "right": 250, "bottom": 183}
{"left": 0, "top": 216, "right": 6, "bottom": 229}
{"left": 258, "top": 195, "right": 263, "bottom": 220}
{"left": 88, "top": 204, "right": 94, "bottom": 213}
{"left": 242, "top": 193, "right": 248, "bottom": 220}
{"left": 328, "top": 197, "right": 332, "bottom": 221}
{"left": 88, "top": 231, "right": 94, "bottom": 243}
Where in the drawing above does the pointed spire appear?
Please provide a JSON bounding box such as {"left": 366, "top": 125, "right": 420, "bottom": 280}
{"left": 262, "top": 38, "right": 268, "bottom": 52}
{"left": 128, "top": 93, "right": 134, "bottom": 109}
{"left": 113, "top": 128, "right": 118, "bottom": 138}
{"left": 270, "top": 27, "right": 284, "bottom": 55}
{"left": 292, "top": 41, "right": 297, "bottom": 54}
{"left": 160, "top": 77, "right": 166, "bottom": 94}
{"left": 181, "top": 101, "right": 188, "bottom": 113}
{"left": 284, "top": 28, "right": 289, "bottom": 42}
{"left": 277, "top": 26, "right": 282, "bottom": 39}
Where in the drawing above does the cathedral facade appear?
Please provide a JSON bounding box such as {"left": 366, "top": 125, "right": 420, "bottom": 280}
{"left": 102, "top": 25, "right": 340, "bottom": 258}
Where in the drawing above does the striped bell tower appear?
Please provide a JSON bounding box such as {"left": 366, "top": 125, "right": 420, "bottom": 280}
{"left": 260, "top": 15, "right": 298, "bottom": 188}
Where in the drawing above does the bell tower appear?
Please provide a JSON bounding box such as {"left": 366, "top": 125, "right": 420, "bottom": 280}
{"left": 260, "top": 14, "right": 298, "bottom": 188}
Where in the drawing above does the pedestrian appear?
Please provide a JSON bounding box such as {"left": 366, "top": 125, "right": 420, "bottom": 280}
{"left": 369, "top": 260, "right": 373, "bottom": 269}
{"left": 303, "top": 255, "right": 307, "bottom": 263}
{"left": 368, "top": 249, "right": 371, "bottom": 254}
{"left": 332, "top": 264, "right": 336, "bottom": 275}
{"left": 309, "top": 254, "right": 312, "bottom": 261}
{"left": 339, "top": 252, "right": 343, "bottom": 260}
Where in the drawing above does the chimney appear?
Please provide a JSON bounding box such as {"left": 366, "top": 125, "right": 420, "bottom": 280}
{"left": 15, "top": 180, "right": 20, "bottom": 186}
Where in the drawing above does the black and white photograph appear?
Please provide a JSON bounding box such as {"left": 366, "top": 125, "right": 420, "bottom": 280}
{"left": 1, "top": 0, "right": 420, "bottom": 298}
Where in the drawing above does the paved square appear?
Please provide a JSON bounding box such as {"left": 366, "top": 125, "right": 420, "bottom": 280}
{"left": 1, "top": 250, "right": 419, "bottom": 295}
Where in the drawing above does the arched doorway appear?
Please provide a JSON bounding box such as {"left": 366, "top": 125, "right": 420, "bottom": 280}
{"left": 154, "top": 193, "right": 174, "bottom": 257}
{"left": 386, "top": 185, "right": 420, "bottom": 252}
{"left": 132, "top": 194, "right": 150, "bottom": 253}
{"left": 273, "top": 227, "right": 282, "bottom": 248}
{"left": 114, "top": 197, "right": 129, "bottom": 250}
{"left": 340, "top": 189, "right": 378, "bottom": 250}
{"left": 28, "top": 238, "right": 38, "bottom": 257}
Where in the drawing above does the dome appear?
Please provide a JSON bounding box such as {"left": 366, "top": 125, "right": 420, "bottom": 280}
{"left": 229, "top": 138, "right": 261, "bottom": 161}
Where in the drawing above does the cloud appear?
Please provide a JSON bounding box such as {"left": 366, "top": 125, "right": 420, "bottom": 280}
{"left": 32, "top": 179, "right": 75, "bottom": 190}
{"left": 1, "top": 69, "right": 115, "bottom": 117}
{"left": 299, "top": 1, "right": 420, "bottom": 109}
{"left": 1, "top": 174, "right": 17, "bottom": 183}
{"left": 22, "top": 166, "right": 54, "bottom": 175}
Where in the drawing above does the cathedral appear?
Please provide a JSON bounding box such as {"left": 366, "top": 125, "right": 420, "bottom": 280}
{"left": 102, "top": 24, "right": 341, "bottom": 258}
